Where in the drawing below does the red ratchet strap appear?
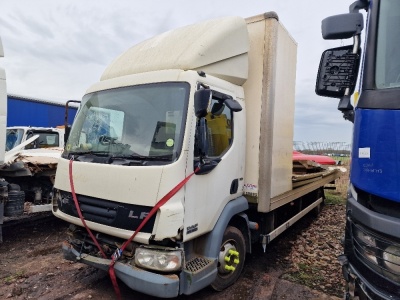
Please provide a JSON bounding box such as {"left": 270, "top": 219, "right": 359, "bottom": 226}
{"left": 108, "top": 166, "right": 200, "bottom": 299}
{"left": 69, "top": 159, "right": 107, "bottom": 259}
{"left": 69, "top": 158, "right": 199, "bottom": 300}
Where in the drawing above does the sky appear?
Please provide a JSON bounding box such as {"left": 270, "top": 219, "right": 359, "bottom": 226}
{"left": 0, "top": 0, "right": 358, "bottom": 143}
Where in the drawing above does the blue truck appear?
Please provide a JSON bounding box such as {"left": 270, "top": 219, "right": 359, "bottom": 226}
{"left": 316, "top": 1, "right": 400, "bottom": 299}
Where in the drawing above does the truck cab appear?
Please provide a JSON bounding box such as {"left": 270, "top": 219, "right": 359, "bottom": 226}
{"left": 316, "top": 1, "right": 400, "bottom": 298}
{"left": 6, "top": 126, "right": 64, "bottom": 151}
{"left": 54, "top": 16, "right": 248, "bottom": 297}
{"left": 58, "top": 70, "right": 246, "bottom": 243}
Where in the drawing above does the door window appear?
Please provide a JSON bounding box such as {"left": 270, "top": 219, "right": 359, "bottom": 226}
{"left": 205, "top": 97, "right": 233, "bottom": 157}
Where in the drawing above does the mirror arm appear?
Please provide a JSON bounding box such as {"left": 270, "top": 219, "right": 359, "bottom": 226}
{"left": 352, "top": 34, "right": 361, "bottom": 54}
{"left": 194, "top": 117, "right": 219, "bottom": 175}
{"left": 195, "top": 118, "right": 208, "bottom": 165}
{"left": 338, "top": 95, "right": 354, "bottom": 123}
{"left": 64, "top": 100, "right": 81, "bottom": 144}
{"left": 65, "top": 100, "right": 81, "bottom": 128}
{"left": 349, "top": 0, "right": 369, "bottom": 13}
{"left": 343, "top": 110, "right": 355, "bottom": 123}
{"left": 337, "top": 33, "right": 361, "bottom": 124}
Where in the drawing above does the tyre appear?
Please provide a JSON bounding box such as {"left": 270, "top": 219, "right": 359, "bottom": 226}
{"left": 311, "top": 200, "right": 324, "bottom": 217}
{"left": 211, "top": 226, "right": 246, "bottom": 291}
{"left": 311, "top": 188, "right": 325, "bottom": 217}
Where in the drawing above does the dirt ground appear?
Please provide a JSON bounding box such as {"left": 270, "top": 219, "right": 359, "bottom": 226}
{"left": 0, "top": 203, "right": 345, "bottom": 300}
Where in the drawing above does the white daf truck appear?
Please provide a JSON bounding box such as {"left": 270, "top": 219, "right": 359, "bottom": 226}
{"left": 6, "top": 126, "right": 64, "bottom": 151}
{"left": 53, "top": 13, "right": 340, "bottom": 297}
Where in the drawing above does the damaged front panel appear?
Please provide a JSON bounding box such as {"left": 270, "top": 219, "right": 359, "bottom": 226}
{"left": 0, "top": 147, "right": 63, "bottom": 205}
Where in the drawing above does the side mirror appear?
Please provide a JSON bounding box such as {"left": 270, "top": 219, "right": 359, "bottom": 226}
{"left": 195, "top": 118, "right": 208, "bottom": 158}
{"left": 321, "top": 13, "right": 364, "bottom": 40}
{"left": 194, "top": 89, "right": 211, "bottom": 118}
{"left": 224, "top": 98, "right": 242, "bottom": 112}
{"left": 194, "top": 118, "right": 220, "bottom": 175}
{"left": 195, "top": 158, "right": 220, "bottom": 175}
{"left": 316, "top": 45, "right": 361, "bottom": 98}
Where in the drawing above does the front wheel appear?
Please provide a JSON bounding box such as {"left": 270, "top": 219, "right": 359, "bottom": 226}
{"left": 211, "top": 226, "right": 246, "bottom": 291}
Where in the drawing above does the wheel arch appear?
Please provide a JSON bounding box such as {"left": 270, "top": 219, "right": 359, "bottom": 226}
{"left": 228, "top": 213, "right": 252, "bottom": 254}
{"left": 193, "top": 196, "right": 249, "bottom": 259}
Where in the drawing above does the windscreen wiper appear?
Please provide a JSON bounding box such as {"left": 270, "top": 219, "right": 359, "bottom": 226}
{"left": 110, "top": 154, "right": 172, "bottom": 162}
{"left": 108, "top": 155, "right": 146, "bottom": 165}
{"left": 145, "top": 155, "right": 173, "bottom": 161}
{"left": 67, "top": 152, "right": 173, "bottom": 164}
{"left": 68, "top": 151, "right": 110, "bottom": 160}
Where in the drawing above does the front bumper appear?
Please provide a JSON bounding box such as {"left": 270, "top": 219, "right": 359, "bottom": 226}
{"left": 342, "top": 197, "right": 400, "bottom": 299}
{"left": 341, "top": 259, "right": 400, "bottom": 300}
{"left": 62, "top": 241, "right": 180, "bottom": 298}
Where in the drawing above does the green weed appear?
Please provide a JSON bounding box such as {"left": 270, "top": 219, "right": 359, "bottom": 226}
{"left": 3, "top": 270, "right": 26, "bottom": 284}
{"left": 325, "top": 191, "right": 346, "bottom": 205}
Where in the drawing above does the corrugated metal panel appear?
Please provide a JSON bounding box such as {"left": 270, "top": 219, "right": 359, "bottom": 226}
{"left": 7, "top": 95, "right": 78, "bottom": 127}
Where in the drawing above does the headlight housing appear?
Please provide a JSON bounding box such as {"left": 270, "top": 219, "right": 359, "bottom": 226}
{"left": 352, "top": 222, "right": 400, "bottom": 282}
{"left": 383, "top": 246, "right": 400, "bottom": 274}
{"left": 354, "top": 225, "right": 377, "bottom": 264}
{"left": 135, "top": 246, "right": 183, "bottom": 272}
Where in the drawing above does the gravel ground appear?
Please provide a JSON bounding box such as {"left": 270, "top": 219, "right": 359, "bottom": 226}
{"left": 280, "top": 202, "right": 346, "bottom": 297}
{"left": 0, "top": 200, "right": 346, "bottom": 299}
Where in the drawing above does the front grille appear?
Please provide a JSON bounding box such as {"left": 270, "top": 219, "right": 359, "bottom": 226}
{"left": 352, "top": 221, "right": 400, "bottom": 283}
{"left": 58, "top": 191, "right": 156, "bottom": 233}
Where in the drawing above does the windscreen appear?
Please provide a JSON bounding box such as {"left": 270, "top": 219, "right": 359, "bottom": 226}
{"left": 375, "top": 0, "right": 400, "bottom": 89}
{"left": 63, "top": 82, "right": 189, "bottom": 164}
{"left": 25, "top": 131, "right": 60, "bottom": 149}
{"left": 6, "top": 128, "right": 24, "bottom": 151}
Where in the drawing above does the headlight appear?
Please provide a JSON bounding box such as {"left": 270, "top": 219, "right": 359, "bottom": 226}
{"left": 53, "top": 189, "right": 60, "bottom": 209}
{"left": 135, "top": 247, "right": 183, "bottom": 272}
{"left": 383, "top": 245, "right": 400, "bottom": 274}
{"left": 354, "top": 226, "right": 377, "bottom": 264}
{"left": 355, "top": 228, "right": 376, "bottom": 247}
{"left": 353, "top": 222, "right": 400, "bottom": 282}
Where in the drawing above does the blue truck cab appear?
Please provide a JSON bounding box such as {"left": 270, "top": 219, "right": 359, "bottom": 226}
{"left": 316, "top": 0, "right": 400, "bottom": 299}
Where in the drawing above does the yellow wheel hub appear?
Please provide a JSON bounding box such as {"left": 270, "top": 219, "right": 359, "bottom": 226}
{"left": 218, "top": 242, "right": 240, "bottom": 274}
